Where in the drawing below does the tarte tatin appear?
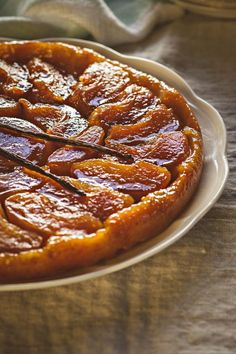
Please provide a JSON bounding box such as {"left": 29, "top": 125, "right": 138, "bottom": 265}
{"left": 0, "top": 41, "right": 203, "bottom": 282}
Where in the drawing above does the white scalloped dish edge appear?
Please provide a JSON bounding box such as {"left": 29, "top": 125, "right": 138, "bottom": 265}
{"left": 0, "top": 38, "right": 228, "bottom": 291}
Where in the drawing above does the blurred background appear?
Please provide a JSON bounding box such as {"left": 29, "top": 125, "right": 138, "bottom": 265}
{"left": 0, "top": 0, "right": 235, "bottom": 45}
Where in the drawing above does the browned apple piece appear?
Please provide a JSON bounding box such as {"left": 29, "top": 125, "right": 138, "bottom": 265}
{"left": 107, "top": 131, "right": 190, "bottom": 167}
{"left": 38, "top": 45, "right": 104, "bottom": 75}
{"left": 36, "top": 178, "right": 134, "bottom": 221}
{"left": 89, "top": 84, "right": 159, "bottom": 130}
{"left": 19, "top": 98, "right": 64, "bottom": 131}
{"left": 5, "top": 192, "right": 102, "bottom": 238}
{"left": 48, "top": 126, "right": 105, "bottom": 175}
{"left": 0, "top": 42, "right": 104, "bottom": 75}
{"left": 27, "top": 58, "right": 77, "bottom": 103}
{"left": 4, "top": 174, "right": 134, "bottom": 236}
{"left": 143, "top": 131, "right": 190, "bottom": 166}
{"left": 0, "top": 217, "right": 43, "bottom": 253}
{"left": 22, "top": 42, "right": 104, "bottom": 75}
{"left": 0, "top": 95, "right": 21, "bottom": 117}
{"left": 19, "top": 98, "right": 62, "bottom": 131}
{"left": 68, "top": 61, "right": 130, "bottom": 116}
{"left": 0, "top": 167, "right": 43, "bottom": 202}
{"left": 0, "top": 59, "right": 32, "bottom": 98}
{"left": 160, "top": 84, "right": 200, "bottom": 131}
{"left": 47, "top": 107, "right": 88, "bottom": 138}
{"left": 72, "top": 159, "right": 171, "bottom": 200}
{"left": 19, "top": 98, "right": 88, "bottom": 135}
{"left": 0, "top": 117, "right": 50, "bottom": 168}
{"left": 125, "top": 66, "right": 162, "bottom": 96}
{"left": 106, "top": 104, "right": 180, "bottom": 145}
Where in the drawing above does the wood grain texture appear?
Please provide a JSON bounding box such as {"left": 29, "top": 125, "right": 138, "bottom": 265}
{"left": 0, "top": 13, "right": 235, "bottom": 354}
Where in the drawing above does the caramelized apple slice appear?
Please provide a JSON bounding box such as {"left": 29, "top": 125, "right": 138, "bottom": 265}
{"left": 37, "top": 178, "right": 134, "bottom": 221}
{"left": 160, "top": 84, "right": 200, "bottom": 131}
{"left": 36, "top": 44, "right": 104, "bottom": 75}
{"left": 0, "top": 167, "right": 43, "bottom": 202}
{"left": 107, "top": 131, "right": 190, "bottom": 167}
{"left": 68, "top": 61, "right": 130, "bottom": 116}
{"left": 0, "top": 42, "right": 104, "bottom": 75}
{"left": 72, "top": 159, "right": 171, "bottom": 200}
{"left": 48, "top": 126, "right": 105, "bottom": 175}
{"left": 0, "top": 217, "right": 43, "bottom": 253}
{"left": 0, "top": 60, "right": 32, "bottom": 98}
{"left": 23, "top": 42, "right": 103, "bottom": 75}
{"left": 143, "top": 131, "right": 190, "bottom": 166}
{"left": 106, "top": 104, "right": 179, "bottom": 145}
{"left": 20, "top": 98, "right": 61, "bottom": 131}
{"left": 5, "top": 192, "right": 102, "bottom": 238}
{"left": 27, "top": 58, "right": 77, "bottom": 103}
{"left": 89, "top": 84, "right": 158, "bottom": 130}
{"left": 0, "top": 95, "right": 21, "bottom": 117}
{"left": 19, "top": 98, "right": 62, "bottom": 131}
{"left": 4, "top": 176, "right": 134, "bottom": 236}
{"left": 47, "top": 107, "right": 88, "bottom": 138}
{"left": 126, "top": 66, "right": 162, "bottom": 96}
{"left": 19, "top": 99, "right": 88, "bottom": 136}
{"left": 0, "top": 117, "right": 51, "bottom": 169}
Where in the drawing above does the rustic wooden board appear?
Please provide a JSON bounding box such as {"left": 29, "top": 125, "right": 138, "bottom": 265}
{"left": 0, "top": 13, "right": 235, "bottom": 354}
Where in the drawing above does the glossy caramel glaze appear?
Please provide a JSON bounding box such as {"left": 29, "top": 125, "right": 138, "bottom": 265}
{"left": 0, "top": 41, "right": 203, "bottom": 281}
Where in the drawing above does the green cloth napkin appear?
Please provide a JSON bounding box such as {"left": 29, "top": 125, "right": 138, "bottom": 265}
{"left": 0, "top": 0, "right": 183, "bottom": 45}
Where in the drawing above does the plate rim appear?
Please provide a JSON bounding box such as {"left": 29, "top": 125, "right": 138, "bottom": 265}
{"left": 0, "top": 38, "right": 229, "bottom": 291}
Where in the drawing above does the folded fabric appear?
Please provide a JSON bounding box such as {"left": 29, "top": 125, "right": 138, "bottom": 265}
{"left": 0, "top": 0, "right": 184, "bottom": 45}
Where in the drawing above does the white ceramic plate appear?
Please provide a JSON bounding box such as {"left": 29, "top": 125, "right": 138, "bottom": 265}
{"left": 0, "top": 38, "right": 228, "bottom": 291}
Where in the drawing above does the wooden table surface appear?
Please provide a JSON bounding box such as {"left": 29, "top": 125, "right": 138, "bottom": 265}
{"left": 0, "top": 13, "right": 235, "bottom": 354}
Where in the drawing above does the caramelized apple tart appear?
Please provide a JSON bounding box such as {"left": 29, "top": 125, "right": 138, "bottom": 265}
{"left": 0, "top": 41, "right": 203, "bottom": 282}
